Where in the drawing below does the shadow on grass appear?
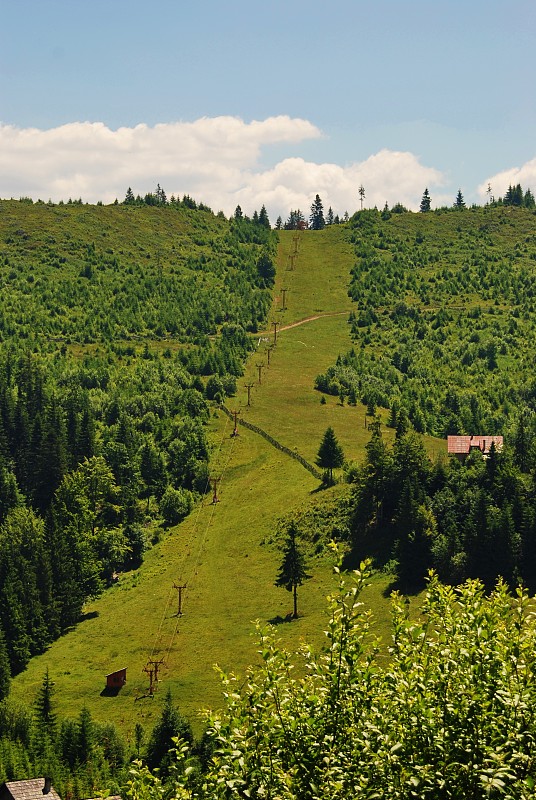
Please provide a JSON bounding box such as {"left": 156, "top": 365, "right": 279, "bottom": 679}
{"left": 100, "top": 685, "right": 122, "bottom": 697}
{"left": 79, "top": 610, "right": 99, "bottom": 622}
{"left": 310, "top": 483, "right": 329, "bottom": 495}
{"left": 268, "top": 613, "right": 296, "bottom": 625}
{"left": 381, "top": 577, "right": 424, "bottom": 598}
{"left": 341, "top": 548, "right": 423, "bottom": 599}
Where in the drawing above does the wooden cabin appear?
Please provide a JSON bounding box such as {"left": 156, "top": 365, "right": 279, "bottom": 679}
{"left": 0, "top": 779, "right": 61, "bottom": 800}
{"left": 105, "top": 667, "right": 127, "bottom": 689}
{"left": 447, "top": 435, "right": 503, "bottom": 461}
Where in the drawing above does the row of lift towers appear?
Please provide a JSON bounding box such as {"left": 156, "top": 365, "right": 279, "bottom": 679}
{"left": 139, "top": 231, "right": 301, "bottom": 698}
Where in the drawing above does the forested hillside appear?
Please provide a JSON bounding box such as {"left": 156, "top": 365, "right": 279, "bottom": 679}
{"left": 318, "top": 205, "right": 536, "bottom": 435}
{"left": 0, "top": 198, "right": 276, "bottom": 686}
{"left": 4, "top": 199, "right": 536, "bottom": 799}
{"left": 317, "top": 205, "right": 536, "bottom": 590}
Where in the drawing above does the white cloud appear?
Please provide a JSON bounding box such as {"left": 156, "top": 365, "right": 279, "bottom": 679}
{"left": 0, "top": 117, "right": 445, "bottom": 219}
{"left": 479, "top": 156, "right": 536, "bottom": 201}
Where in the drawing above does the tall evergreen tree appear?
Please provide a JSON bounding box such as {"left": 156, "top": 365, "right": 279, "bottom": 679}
{"left": 34, "top": 668, "right": 56, "bottom": 732}
{"left": 76, "top": 706, "right": 94, "bottom": 764}
{"left": 34, "top": 668, "right": 57, "bottom": 757}
{"left": 316, "top": 426, "right": 344, "bottom": 484}
{"left": 454, "top": 189, "right": 465, "bottom": 209}
{"left": 258, "top": 205, "right": 271, "bottom": 229}
{"left": 309, "top": 195, "right": 325, "bottom": 230}
{"left": 0, "top": 624, "right": 10, "bottom": 700}
{"left": 420, "top": 188, "right": 431, "bottom": 212}
{"left": 146, "top": 688, "right": 193, "bottom": 777}
{"left": 524, "top": 188, "right": 535, "bottom": 208}
{"left": 274, "top": 522, "right": 311, "bottom": 618}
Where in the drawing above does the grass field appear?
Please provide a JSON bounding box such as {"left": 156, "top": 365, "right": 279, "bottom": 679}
{"left": 10, "top": 225, "right": 438, "bottom": 740}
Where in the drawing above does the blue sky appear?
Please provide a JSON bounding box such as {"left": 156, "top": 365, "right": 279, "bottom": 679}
{"left": 1, "top": 0, "right": 535, "bottom": 218}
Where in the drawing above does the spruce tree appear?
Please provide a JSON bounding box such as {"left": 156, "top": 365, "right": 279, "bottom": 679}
{"left": 275, "top": 522, "right": 311, "bottom": 618}
{"left": 0, "top": 624, "right": 10, "bottom": 700}
{"left": 309, "top": 195, "right": 325, "bottom": 230}
{"left": 316, "top": 426, "right": 344, "bottom": 484}
{"left": 146, "top": 688, "right": 193, "bottom": 777}
{"left": 34, "top": 668, "right": 56, "bottom": 731}
{"left": 524, "top": 188, "right": 535, "bottom": 209}
{"left": 454, "top": 189, "right": 465, "bottom": 209}
{"left": 258, "top": 205, "right": 271, "bottom": 228}
{"left": 420, "top": 188, "right": 431, "bottom": 212}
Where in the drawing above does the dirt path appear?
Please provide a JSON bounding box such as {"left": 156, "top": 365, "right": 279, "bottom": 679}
{"left": 260, "top": 309, "right": 351, "bottom": 335}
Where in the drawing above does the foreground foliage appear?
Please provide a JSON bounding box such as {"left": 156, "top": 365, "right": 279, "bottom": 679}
{"left": 125, "top": 562, "right": 536, "bottom": 799}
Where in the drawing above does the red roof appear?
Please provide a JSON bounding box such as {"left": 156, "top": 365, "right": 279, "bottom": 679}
{"left": 447, "top": 435, "right": 503, "bottom": 455}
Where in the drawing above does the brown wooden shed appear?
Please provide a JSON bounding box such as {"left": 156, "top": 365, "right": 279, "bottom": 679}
{"left": 105, "top": 668, "right": 127, "bottom": 689}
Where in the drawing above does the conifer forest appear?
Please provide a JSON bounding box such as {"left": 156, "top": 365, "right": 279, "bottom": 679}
{"left": 2, "top": 190, "right": 536, "bottom": 799}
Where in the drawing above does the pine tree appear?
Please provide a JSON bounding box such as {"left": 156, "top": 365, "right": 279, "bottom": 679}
{"left": 134, "top": 722, "right": 145, "bottom": 758}
{"left": 316, "top": 426, "right": 344, "bottom": 484}
{"left": 420, "top": 188, "right": 431, "bottom": 212}
{"left": 284, "top": 210, "right": 305, "bottom": 230}
{"left": 454, "top": 189, "right": 465, "bottom": 209}
{"left": 76, "top": 706, "right": 94, "bottom": 764}
{"left": 34, "top": 668, "right": 56, "bottom": 756}
{"left": 146, "top": 688, "right": 193, "bottom": 777}
{"left": 274, "top": 522, "right": 311, "bottom": 618}
{"left": 309, "top": 195, "right": 325, "bottom": 230}
{"left": 326, "top": 206, "right": 334, "bottom": 225}
{"left": 0, "top": 624, "right": 10, "bottom": 700}
{"left": 524, "top": 188, "right": 535, "bottom": 209}
{"left": 258, "top": 205, "right": 271, "bottom": 229}
{"left": 34, "top": 668, "right": 56, "bottom": 731}
{"left": 358, "top": 184, "right": 366, "bottom": 210}
{"left": 124, "top": 187, "right": 135, "bottom": 205}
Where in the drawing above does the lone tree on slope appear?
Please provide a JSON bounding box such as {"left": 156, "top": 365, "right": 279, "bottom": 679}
{"left": 420, "top": 188, "right": 431, "bottom": 212}
{"left": 309, "top": 194, "right": 325, "bottom": 230}
{"left": 454, "top": 189, "right": 466, "bottom": 209}
{"left": 275, "top": 522, "right": 311, "bottom": 619}
{"left": 316, "top": 425, "right": 345, "bottom": 484}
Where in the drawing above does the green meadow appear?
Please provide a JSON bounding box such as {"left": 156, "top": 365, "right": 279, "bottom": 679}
{"left": 9, "top": 223, "right": 409, "bottom": 739}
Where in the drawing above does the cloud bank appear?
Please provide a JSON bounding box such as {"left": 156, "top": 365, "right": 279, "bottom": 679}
{"left": 0, "top": 116, "right": 445, "bottom": 219}
{"left": 479, "top": 157, "right": 536, "bottom": 202}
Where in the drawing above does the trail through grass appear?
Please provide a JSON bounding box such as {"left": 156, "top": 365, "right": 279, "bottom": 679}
{"left": 11, "top": 227, "right": 430, "bottom": 738}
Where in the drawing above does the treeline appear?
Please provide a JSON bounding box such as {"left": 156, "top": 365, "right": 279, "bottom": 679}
{"left": 348, "top": 422, "right": 536, "bottom": 590}
{"left": 0, "top": 203, "right": 277, "bottom": 691}
{"left": 317, "top": 205, "right": 536, "bottom": 436}
{"left": 123, "top": 184, "right": 213, "bottom": 213}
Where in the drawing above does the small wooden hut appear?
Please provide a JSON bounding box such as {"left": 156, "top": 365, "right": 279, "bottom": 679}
{"left": 105, "top": 668, "right": 127, "bottom": 690}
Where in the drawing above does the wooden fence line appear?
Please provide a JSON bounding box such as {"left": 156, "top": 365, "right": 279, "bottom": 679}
{"left": 220, "top": 405, "right": 323, "bottom": 481}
